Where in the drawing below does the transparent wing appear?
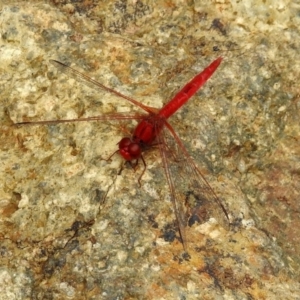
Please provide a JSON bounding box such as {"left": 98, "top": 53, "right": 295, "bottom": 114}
{"left": 15, "top": 112, "right": 147, "bottom": 125}
{"left": 50, "top": 60, "right": 159, "bottom": 114}
{"left": 156, "top": 119, "right": 230, "bottom": 251}
{"left": 17, "top": 60, "right": 154, "bottom": 125}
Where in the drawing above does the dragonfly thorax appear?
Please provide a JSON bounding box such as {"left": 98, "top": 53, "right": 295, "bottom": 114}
{"left": 133, "top": 118, "right": 163, "bottom": 145}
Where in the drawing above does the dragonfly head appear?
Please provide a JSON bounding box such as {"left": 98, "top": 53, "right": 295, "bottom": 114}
{"left": 118, "top": 137, "right": 141, "bottom": 161}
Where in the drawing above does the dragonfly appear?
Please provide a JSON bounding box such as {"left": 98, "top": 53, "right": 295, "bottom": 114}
{"left": 17, "top": 57, "right": 230, "bottom": 251}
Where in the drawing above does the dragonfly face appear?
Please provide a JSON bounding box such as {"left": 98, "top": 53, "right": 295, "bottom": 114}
{"left": 118, "top": 137, "right": 141, "bottom": 161}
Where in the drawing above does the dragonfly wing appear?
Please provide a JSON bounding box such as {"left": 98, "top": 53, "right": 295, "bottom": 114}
{"left": 156, "top": 122, "right": 189, "bottom": 250}
{"left": 157, "top": 120, "right": 230, "bottom": 250}
{"left": 16, "top": 112, "right": 148, "bottom": 125}
{"left": 50, "top": 60, "right": 158, "bottom": 114}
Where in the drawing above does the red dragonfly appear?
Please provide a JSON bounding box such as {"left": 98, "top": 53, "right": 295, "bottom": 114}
{"left": 17, "top": 57, "right": 229, "bottom": 251}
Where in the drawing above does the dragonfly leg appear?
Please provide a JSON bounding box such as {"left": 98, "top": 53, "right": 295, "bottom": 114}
{"left": 104, "top": 149, "right": 119, "bottom": 162}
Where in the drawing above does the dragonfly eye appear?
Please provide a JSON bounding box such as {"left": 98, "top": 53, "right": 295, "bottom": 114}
{"left": 118, "top": 137, "right": 131, "bottom": 148}
{"left": 128, "top": 143, "right": 141, "bottom": 159}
